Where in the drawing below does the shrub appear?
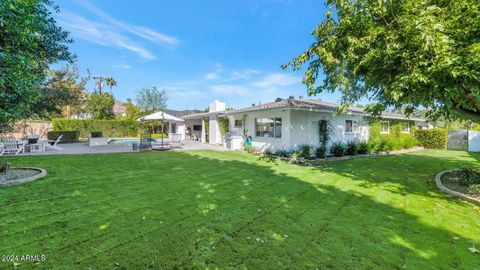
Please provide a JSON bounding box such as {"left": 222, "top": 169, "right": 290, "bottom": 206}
{"left": 415, "top": 128, "right": 448, "bottom": 149}
{"left": 297, "top": 144, "right": 312, "bottom": 159}
{"left": 275, "top": 149, "right": 290, "bottom": 158}
{"left": 316, "top": 146, "right": 327, "bottom": 158}
{"left": 358, "top": 141, "right": 369, "bottom": 154}
{"left": 52, "top": 118, "right": 163, "bottom": 138}
{"left": 468, "top": 184, "right": 480, "bottom": 195}
{"left": 264, "top": 148, "right": 274, "bottom": 155}
{"left": 47, "top": 131, "right": 79, "bottom": 143}
{"left": 90, "top": 131, "right": 103, "bottom": 138}
{"left": 402, "top": 136, "right": 417, "bottom": 149}
{"left": 151, "top": 133, "right": 168, "bottom": 139}
{"left": 456, "top": 169, "right": 480, "bottom": 186}
{"left": 330, "top": 142, "right": 346, "bottom": 157}
{"left": 346, "top": 141, "right": 360, "bottom": 155}
{"left": 244, "top": 145, "right": 253, "bottom": 153}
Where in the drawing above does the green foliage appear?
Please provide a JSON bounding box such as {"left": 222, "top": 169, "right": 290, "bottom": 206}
{"left": 86, "top": 93, "right": 115, "bottom": 120}
{"left": 151, "top": 133, "right": 168, "bottom": 139}
{"left": 346, "top": 141, "right": 360, "bottom": 156}
{"left": 358, "top": 141, "right": 370, "bottom": 155}
{"left": 275, "top": 149, "right": 290, "bottom": 158}
{"left": 283, "top": 0, "right": 480, "bottom": 123}
{"left": 318, "top": 120, "right": 330, "bottom": 148}
{"left": 468, "top": 184, "right": 480, "bottom": 195}
{"left": 90, "top": 131, "right": 103, "bottom": 138}
{"left": 52, "top": 118, "right": 162, "bottom": 138}
{"left": 330, "top": 142, "right": 346, "bottom": 157}
{"left": 136, "top": 87, "right": 167, "bottom": 113}
{"left": 415, "top": 129, "right": 448, "bottom": 149}
{"left": 455, "top": 169, "right": 480, "bottom": 186}
{"left": 297, "top": 145, "right": 312, "bottom": 159}
{"left": 30, "top": 65, "right": 86, "bottom": 119}
{"left": 316, "top": 146, "right": 327, "bottom": 158}
{"left": 0, "top": 0, "right": 74, "bottom": 131}
{"left": 121, "top": 99, "right": 143, "bottom": 120}
{"left": 218, "top": 117, "right": 229, "bottom": 136}
{"left": 243, "top": 145, "right": 253, "bottom": 153}
{"left": 368, "top": 120, "right": 417, "bottom": 152}
{"left": 47, "top": 131, "right": 79, "bottom": 143}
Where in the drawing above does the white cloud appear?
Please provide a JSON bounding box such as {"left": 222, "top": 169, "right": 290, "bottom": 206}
{"left": 226, "top": 69, "right": 260, "bottom": 81}
{"left": 74, "top": 0, "right": 179, "bottom": 48}
{"left": 252, "top": 73, "right": 300, "bottom": 88}
{"left": 57, "top": 12, "right": 156, "bottom": 60}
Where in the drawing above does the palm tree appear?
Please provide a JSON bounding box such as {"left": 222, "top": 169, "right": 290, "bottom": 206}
{"left": 105, "top": 77, "right": 117, "bottom": 94}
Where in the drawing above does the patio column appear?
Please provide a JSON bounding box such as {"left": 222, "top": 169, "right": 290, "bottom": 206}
{"left": 201, "top": 118, "right": 206, "bottom": 143}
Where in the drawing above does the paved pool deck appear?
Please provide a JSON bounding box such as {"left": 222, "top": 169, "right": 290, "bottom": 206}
{"left": 11, "top": 140, "right": 226, "bottom": 156}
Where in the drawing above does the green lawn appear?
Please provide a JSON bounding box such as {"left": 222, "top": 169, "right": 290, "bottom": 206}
{"left": 1, "top": 150, "right": 480, "bottom": 269}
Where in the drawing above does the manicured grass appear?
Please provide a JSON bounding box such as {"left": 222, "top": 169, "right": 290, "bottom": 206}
{"left": 1, "top": 150, "right": 479, "bottom": 269}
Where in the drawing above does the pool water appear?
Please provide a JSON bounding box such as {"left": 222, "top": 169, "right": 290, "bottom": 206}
{"left": 108, "top": 139, "right": 157, "bottom": 146}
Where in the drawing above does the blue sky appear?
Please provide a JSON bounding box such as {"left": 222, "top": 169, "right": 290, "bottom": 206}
{"left": 54, "top": 0, "right": 338, "bottom": 110}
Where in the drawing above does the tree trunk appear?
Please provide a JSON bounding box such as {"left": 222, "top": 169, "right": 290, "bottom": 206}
{"left": 456, "top": 107, "right": 480, "bottom": 124}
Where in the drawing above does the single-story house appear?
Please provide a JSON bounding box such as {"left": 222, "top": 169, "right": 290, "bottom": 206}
{"left": 180, "top": 98, "right": 425, "bottom": 151}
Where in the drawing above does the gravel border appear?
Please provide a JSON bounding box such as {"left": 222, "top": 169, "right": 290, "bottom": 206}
{"left": 435, "top": 170, "right": 480, "bottom": 206}
{"left": 0, "top": 167, "right": 47, "bottom": 187}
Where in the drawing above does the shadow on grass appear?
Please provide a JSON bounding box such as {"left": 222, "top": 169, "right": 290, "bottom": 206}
{"left": 1, "top": 150, "right": 479, "bottom": 269}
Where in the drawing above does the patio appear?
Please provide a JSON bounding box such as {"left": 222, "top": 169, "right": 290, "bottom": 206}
{"left": 12, "top": 139, "right": 225, "bottom": 156}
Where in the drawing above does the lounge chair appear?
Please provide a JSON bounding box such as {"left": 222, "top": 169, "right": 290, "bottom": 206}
{"left": 44, "top": 134, "right": 63, "bottom": 151}
{"left": 0, "top": 136, "right": 25, "bottom": 156}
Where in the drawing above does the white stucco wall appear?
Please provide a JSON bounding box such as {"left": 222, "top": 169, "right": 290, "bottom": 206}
{"left": 228, "top": 108, "right": 369, "bottom": 152}
{"left": 468, "top": 130, "right": 480, "bottom": 152}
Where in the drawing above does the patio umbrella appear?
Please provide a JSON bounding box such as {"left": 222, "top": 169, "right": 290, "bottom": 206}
{"left": 137, "top": 111, "right": 184, "bottom": 147}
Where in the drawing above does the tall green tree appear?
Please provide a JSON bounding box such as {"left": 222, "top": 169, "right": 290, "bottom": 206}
{"left": 0, "top": 0, "right": 74, "bottom": 132}
{"left": 86, "top": 93, "right": 114, "bottom": 119}
{"left": 283, "top": 0, "right": 480, "bottom": 123}
{"left": 136, "top": 87, "right": 168, "bottom": 113}
{"left": 121, "top": 98, "right": 143, "bottom": 120}
{"left": 29, "top": 65, "right": 87, "bottom": 119}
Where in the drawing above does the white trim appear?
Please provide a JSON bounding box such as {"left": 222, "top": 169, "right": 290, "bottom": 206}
{"left": 380, "top": 121, "right": 390, "bottom": 134}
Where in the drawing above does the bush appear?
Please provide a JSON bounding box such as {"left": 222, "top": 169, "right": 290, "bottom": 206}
{"left": 151, "top": 133, "right": 168, "bottom": 139}
{"left": 244, "top": 145, "right": 254, "bottom": 153}
{"left": 330, "top": 142, "right": 346, "bottom": 157}
{"left": 456, "top": 169, "right": 480, "bottom": 186}
{"left": 469, "top": 184, "right": 480, "bottom": 195}
{"left": 316, "top": 146, "right": 327, "bottom": 158}
{"left": 415, "top": 128, "right": 448, "bottom": 149}
{"left": 47, "top": 131, "right": 79, "bottom": 143}
{"left": 264, "top": 148, "right": 274, "bottom": 155}
{"left": 52, "top": 118, "right": 163, "bottom": 138}
{"left": 90, "top": 131, "right": 103, "bottom": 138}
{"left": 346, "top": 141, "right": 360, "bottom": 155}
{"left": 297, "top": 144, "right": 312, "bottom": 159}
{"left": 275, "top": 149, "right": 290, "bottom": 158}
{"left": 358, "top": 141, "right": 370, "bottom": 154}
{"left": 402, "top": 136, "right": 417, "bottom": 149}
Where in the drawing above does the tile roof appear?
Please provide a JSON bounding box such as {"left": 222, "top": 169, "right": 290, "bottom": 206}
{"left": 224, "top": 98, "right": 425, "bottom": 121}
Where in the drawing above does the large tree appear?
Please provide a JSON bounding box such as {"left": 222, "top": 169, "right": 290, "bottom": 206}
{"left": 283, "top": 0, "right": 480, "bottom": 122}
{"left": 86, "top": 93, "right": 114, "bottom": 120}
{"left": 0, "top": 0, "right": 74, "bottom": 131}
{"left": 136, "top": 87, "right": 168, "bottom": 113}
{"left": 29, "top": 65, "right": 87, "bottom": 119}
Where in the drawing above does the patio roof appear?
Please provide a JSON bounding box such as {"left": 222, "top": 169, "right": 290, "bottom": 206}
{"left": 137, "top": 111, "right": 184, "bottom": 122}
{"left": 182, "top": 111, "right": 226, "bottom": 120}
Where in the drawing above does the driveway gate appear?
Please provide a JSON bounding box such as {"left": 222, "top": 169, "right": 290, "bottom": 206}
{"left": 447, "top": 130, "right": 468, "bottom": 151}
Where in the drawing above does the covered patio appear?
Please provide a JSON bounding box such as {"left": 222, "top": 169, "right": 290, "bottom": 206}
{"left": 137, "top": 111, "right": 185, "bottom": 141}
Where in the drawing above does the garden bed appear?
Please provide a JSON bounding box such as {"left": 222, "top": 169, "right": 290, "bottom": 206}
{"left": 257, "top": 146, "right": 424, "bottom": 165}
{"left": 0, "top": 167, "right": 46, "bottom": 187}
{"left": 436, "top": 169, "right": 480, "bottom": 205}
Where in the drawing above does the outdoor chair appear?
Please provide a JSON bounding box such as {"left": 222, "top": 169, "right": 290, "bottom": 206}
{"left": 170, "top": 134, "right": 184, "bottom": 149}
{"left": 44, "top": 134, "right": 63, "bottom": 151}
{"left": 0, "top": 136, "right": 25, "bottom": 156}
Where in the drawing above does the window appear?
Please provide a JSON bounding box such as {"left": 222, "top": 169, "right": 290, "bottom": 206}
{"left": 234, "top": 119, "right": 243, "bottom": 128}
{"left": 171, "top": 123, "right": 177, "bottom": 133}
{"left": 255, "top": 118, "right": 282, "bottom": 138}
{"left": 381, "top": 121, "right": 390, "bottom": 134}
{"left": 402, "top": 122, "right": 410, "bottom": 133}
{"left": 345, "top": 120, "right": 359, "bottom": 133}
{"left": 193, "top": 125, "right": 202, "bottom": 131}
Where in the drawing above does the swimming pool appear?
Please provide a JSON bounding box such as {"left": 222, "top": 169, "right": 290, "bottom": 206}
{"left": 108, "top": 138, "right": 157, "bottom": 146}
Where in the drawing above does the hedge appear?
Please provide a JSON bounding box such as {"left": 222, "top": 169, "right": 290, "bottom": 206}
{"left": 52, "top": 119, "right": 163, "bottom": 138}
{"left": 414, "top": 128, "right": 448, "bottom": 149}
{"left": 368, "top": 120, "right": 417, "bottom": 152}
{"left": 47, "top": 131, "right": 80, "bottom": 143}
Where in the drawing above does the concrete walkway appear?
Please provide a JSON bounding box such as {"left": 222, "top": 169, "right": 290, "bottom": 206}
{"left": 11, "top": 140, "right": 225, "bottom": 156}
